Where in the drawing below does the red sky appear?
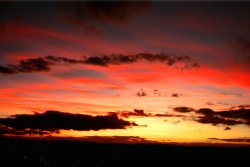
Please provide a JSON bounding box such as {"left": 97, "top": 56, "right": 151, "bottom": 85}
{"left": 0, "top": 2, "right": 250, "bottom": 145}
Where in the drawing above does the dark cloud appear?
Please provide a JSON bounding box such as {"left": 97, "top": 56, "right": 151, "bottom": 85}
{"left": 57, "top": 2, "right": 152, "bottom": 34}
{"left": 0, "top": 125, "right": 51, "bottom": 136}
{"left": 0, "top": 55, "right": 90, "bottom": 75}
{"left": 115, "top": 109, "right": 184, "bottom": 119}
{"left": 216, "top": 109, "right": 250, "bottom": 121}
{"left": 83, "top": 53, "right": 137, "bottom": 66}
{"left": 45, "top": 55, "right": 84, "bottom": 64}
{"left": 224, "top": 127, "right": 231, "bottom": 130}
{"left": 172, "top": 93, "right": 179, "bottom": 97}
{"left": 134, "top": 109, "right": 146, "bottom": 115}
{"left": 84, "top": 56, "right": 109, "bottom": 66}
{"left": 16, "top": 57, "right": 52, "bottom": 73}
{"left": 208, "top": 137, "right": 250, "bottom": 143}
{"left": 173, "top": 107, "right": 195, "bottom": 113}
{"left": 196, "top": 108, "right": 214, "bottom": 115}
{"left": 116, "top": 109, "right": 151, "bottom": 118}
{"left": 83, "top": 53, "right": 198, "bottom": 68}
{"left": 0, "top": 57, "right": 52, "bottom": 75}
{"left": 238, "top": 105, "right": 250, "bottom": 109}
{"left": 192, "top": 62, "right": 200, "bottom": 68}
{"left": 136, "top": 89, "right": 147, "bottom": 97}
{"left": 197, "top": 115, "right": 243, "bottom": 126}
{"left": 0, "top": 111, "right": 137, "bottom": 136}
{"left": 172, "top": 93, "right": 183, "bottom": 97}
{"left": 196, "top": 108, "right": 250, "bottom": 126}
{"left": 0, "top": 65, "right": 17, "bottom": 75}
{"left": 0, "top": 53, "right": 200, "bottom": 75}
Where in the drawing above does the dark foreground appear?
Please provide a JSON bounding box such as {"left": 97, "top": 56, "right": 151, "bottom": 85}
{"left": 0, "top": 137, "right": 249, "bottom": 167}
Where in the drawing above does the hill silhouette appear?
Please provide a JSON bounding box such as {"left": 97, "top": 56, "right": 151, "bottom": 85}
{"left": 0, "top": 136, "right": 249, "bottom": 167}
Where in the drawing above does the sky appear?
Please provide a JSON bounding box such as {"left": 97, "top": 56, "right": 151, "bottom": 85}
{"left": 0, "top": 1, "right": 250, "bottom": 145}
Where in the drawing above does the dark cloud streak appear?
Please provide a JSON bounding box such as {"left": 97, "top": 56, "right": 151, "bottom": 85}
{"left": 0, "top": 57, "right": 53, "bottom": 75}
{"left": 208, "top": 137, "right": 250, "bottom": 143}
{"left": 0, "top": 53, "right": 200, "bottom": 75}
{"left": 0, "top": 125, "right": 51, "bottom": 136}
{"left": 83, "top": 53, "right": 196, "bottom": 67}
{"left": 114, "top": 109, "right": 185, "bottom": 119}
{"left": 173, "top": 107, "right": 195, "bottom": 113}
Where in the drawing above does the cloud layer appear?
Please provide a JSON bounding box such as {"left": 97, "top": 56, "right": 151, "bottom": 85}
{"left": 196, "top": 108, "right": 250, "bottom": 126}
{"left": 114, "top": 106, "right": 250, "bottom": 127}
{"left": 0, "top": 110, "right": 136, "bottom": 136}
{"left": 0, "top": 53, "right": 199, "bottom": 75}
{"left": 172, "top": 106, "right": 250, "bottom": 126}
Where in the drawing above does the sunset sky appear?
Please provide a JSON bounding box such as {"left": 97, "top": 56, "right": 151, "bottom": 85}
{"left": 0, "top": 2, "right": 249, "bottom": 145}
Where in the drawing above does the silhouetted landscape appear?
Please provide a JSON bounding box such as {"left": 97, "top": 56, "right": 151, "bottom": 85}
{"left": 0, "top": 136, "right": 249, "bottom": 167}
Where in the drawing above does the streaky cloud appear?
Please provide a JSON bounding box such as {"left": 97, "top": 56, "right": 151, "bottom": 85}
{"left": 0, "top": 53, "right": 200, "bottom": 75}
{"left": 208, "top": 137, "right": 250, "bottom": 143}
